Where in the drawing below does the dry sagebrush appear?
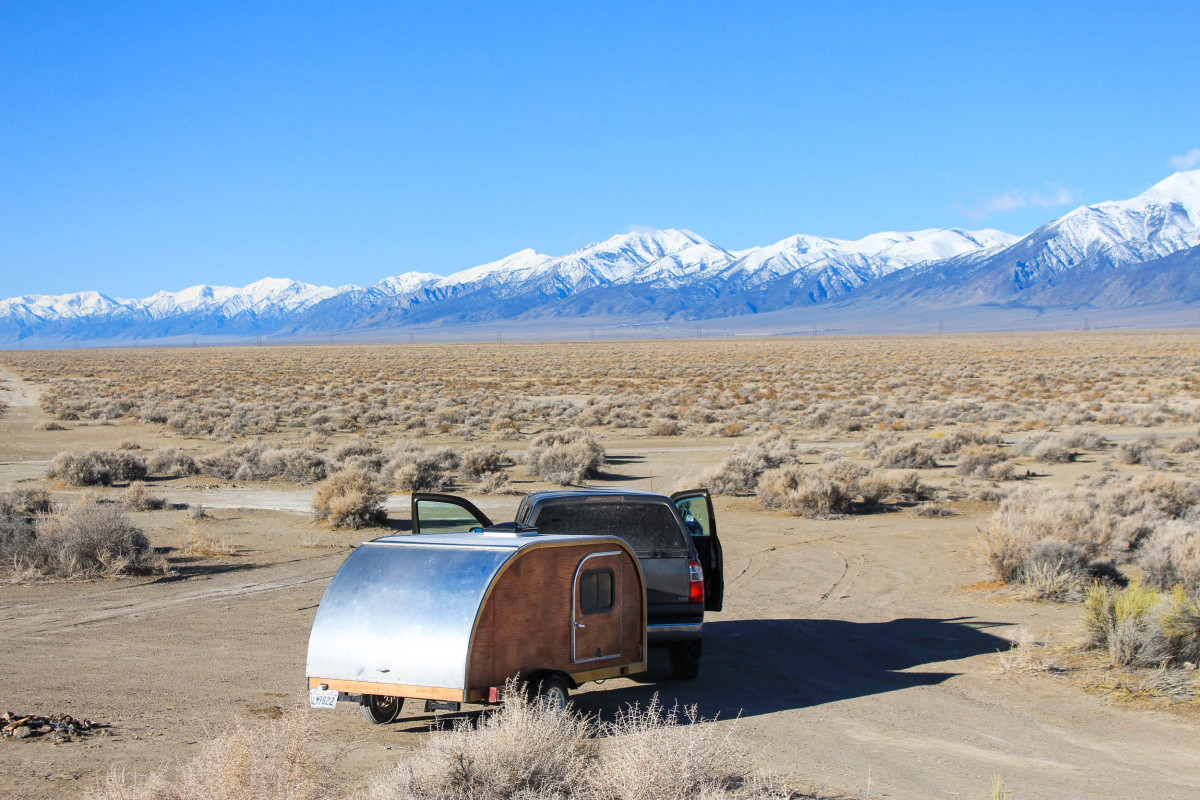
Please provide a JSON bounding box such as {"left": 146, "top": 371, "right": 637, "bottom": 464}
{"left": 12, "top": 333, "right": 1199, "bottom": 447}
{"left": 95, "top": 690, "right": 803, "bottom": 800}
{"left": 3, "top": 499, "right": 161, "bottom": 579}
{"left": 311, "top": 470, "right": 388, "bottom": 529}
{"left": 980, "top": 475, "right": 1200, "bottom": 600}
{"left": 524, "top": 428, "right": 605, "bottom": 485}
{"left": 89, "top": 710, "right": 331, "bottom": 800}
{"left": 47, "top": 448, "right": 148, "bottom": 486}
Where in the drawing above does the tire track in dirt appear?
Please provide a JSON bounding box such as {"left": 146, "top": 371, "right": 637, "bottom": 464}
{"left": 0, "top": 554, "right": 342, "bottom": 636}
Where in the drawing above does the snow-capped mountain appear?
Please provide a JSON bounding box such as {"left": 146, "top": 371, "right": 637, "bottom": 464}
{"left": 3, "top": 170, "right": 1198, "bottom": 344}
{"left": 861, "top": 169, "right": 1200, "bottom": 307}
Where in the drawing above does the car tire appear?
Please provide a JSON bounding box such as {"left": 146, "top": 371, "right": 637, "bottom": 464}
{"left": 359, "top": 694, "right": 403, "bottom": 724}
{"left": 669, "top": 641, "right": 702, "bottom": 680}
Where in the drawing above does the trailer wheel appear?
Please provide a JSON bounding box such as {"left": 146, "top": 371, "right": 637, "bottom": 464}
{"left": 359, "top": 694, "right": 403, "bottom": 724}
{"left": 669, "top": 641, "right": 702, "bottom": 680}
{"left": 533, "top": 675, "right": 570, "bottom": 711}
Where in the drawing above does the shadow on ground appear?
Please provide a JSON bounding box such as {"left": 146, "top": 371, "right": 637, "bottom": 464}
{"left": 574, "top": 616, "right": 1013, "bottom": 721}
{"left": 388, "top": 616, "right": 1014, "bottom": 731}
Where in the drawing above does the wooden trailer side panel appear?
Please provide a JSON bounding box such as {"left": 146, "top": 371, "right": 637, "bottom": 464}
{"left": 467, "top": 541, "right": 644, "bottom": 691}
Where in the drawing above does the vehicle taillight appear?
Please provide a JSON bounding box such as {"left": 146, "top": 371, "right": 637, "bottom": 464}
{"left": 688, "top": 559, "right": 705, "bottom": 605}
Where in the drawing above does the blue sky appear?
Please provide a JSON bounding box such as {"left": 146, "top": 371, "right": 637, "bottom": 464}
{"left": 3, "top": 1, "right": 1198, "bottom": 298}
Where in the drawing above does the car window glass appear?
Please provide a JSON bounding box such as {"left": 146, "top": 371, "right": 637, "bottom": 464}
{"left": 532, "top": 502, "right": 688, "bottom": 556}
{"left": 415, "top": 499, "right": 485, "bottom": 533}
{"left": 675, "top": 497, "right": 711, "bottom": 537}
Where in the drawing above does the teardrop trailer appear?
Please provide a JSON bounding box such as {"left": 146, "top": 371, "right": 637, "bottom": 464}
{"left": 306, "top": 525, "right": 648, "bottom": 722}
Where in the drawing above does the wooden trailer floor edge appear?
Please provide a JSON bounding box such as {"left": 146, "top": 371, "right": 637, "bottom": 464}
{"left": 309, "top": 677, "right": 464, "bottom": 703}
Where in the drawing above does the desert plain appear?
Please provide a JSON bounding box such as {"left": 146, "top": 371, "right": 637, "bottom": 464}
{"left": 2, "top": 331, "right": 1200, "bottom": 799}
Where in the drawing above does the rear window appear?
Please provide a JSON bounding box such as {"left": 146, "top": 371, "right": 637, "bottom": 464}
{"left": 529, "top": 501, "right": 688, "bottom": 557}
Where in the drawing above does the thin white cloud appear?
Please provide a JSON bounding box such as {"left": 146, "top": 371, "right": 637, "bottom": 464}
{"left": 1168, "top": 148, "right": 1200, "bottom": 170}
{"left": 957, "top": 184, "right": 1079, "bottom": 220}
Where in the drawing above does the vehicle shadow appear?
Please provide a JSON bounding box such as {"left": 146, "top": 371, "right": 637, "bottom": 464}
{"left": 573, "top": 616, "right": 1014, "bottom": 721}
{"left": 146, "top": 560, "right": 263, "bottom": 583}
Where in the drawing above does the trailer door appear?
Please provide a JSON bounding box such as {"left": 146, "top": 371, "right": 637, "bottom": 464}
{"left": 572, "top": 551, "right": 624, "bottom": 663}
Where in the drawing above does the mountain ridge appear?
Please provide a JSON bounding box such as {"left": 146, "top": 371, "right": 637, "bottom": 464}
{"left": 3, "top": 170, "right": 1198, "bottom": 344}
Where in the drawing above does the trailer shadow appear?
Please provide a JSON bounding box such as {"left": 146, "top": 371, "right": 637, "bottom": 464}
{"left": 572, "top": 616, "right": 1014, "bottom": 721}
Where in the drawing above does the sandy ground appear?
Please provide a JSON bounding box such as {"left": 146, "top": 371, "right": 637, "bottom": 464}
{"left": 2, "top": 367, "right": 1200, "bottom": 799}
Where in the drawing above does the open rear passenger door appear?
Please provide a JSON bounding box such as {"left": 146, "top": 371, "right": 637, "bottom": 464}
{"left": 411, "top": 493, "right": 493, "bottom": 534}
{"left": 671, "top": 489, "right": 724, "bottom": 612}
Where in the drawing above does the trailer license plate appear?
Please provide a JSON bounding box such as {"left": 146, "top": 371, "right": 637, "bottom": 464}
{"left": 309, "top": 689, "right": 339, "bottom": 709}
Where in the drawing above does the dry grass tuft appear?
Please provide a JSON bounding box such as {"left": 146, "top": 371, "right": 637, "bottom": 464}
{"left": 995, "top": 628, "right": 1061, "bottom": 674}
{"left": 176, "top": 530, "right": 239, "bottom": 557}
{"left": 89, "top": 709, "right": 331, "bottom": 800}
{"left": 588, "top": 695, "right": 751, "bottom": 800}
{"left": 368, "top": 682, "right": 595, "bottom": 800}
{"left": 365, "top": 681, "right": 785, "bottom": 800}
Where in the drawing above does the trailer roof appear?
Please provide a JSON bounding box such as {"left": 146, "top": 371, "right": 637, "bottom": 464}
{"left": 364, "top": 531, "right": 620, "bottom": 551}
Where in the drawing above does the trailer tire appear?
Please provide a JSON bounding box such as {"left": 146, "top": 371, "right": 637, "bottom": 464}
{"left": 359, "top": 694, "right": 403, "bottom": 724}
{"left": 669, "top": 641, "right": 702, "bottom": 680}
{"left": 532, "top": 675, "right": 570, "bottom": 711}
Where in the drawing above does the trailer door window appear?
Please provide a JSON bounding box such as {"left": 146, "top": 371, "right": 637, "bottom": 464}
{"left": 579, "top": 569, "right": 614, "bottom": 614}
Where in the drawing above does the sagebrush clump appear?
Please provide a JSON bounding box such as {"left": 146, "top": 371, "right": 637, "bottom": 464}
{"left": 47, "top": 449, "right": 148, "bottom": 486}
{"left": 1082, "top": 582, "right": 1200, "bottom": 669}
{"left": 123, "top": 481, "right": 166, "bottom": 511}
{"left": 95, "top": 684, "right": 796, "bottom": 800}
{"left": 979, "top": 475, "right": 1200, "bottom": 599}
{"left": 524, "top": 428, "right": 605, "bottom": 485}
{"left": 311, "top": 470, "right": 388, "bottom": 529}
{"left": 382, "top": 441, "right": 460, "bottom": 491}
{"left": 704, "top": 435, "right": 799, "bottom": 496}
{"left": 2, "top": 499, "right": 161, "bottom": 579}
{"left": 956, "top": 445, "right": 1015, "bottom": 480}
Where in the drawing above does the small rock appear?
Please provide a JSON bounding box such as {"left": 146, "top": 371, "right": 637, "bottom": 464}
{"left": 13, "top": 726, "right": 32, "bottom": 739}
